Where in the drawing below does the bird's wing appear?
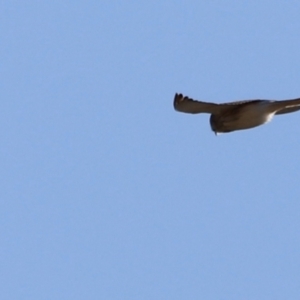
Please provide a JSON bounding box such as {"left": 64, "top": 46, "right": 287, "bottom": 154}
{"left": 274, "top": 98, "right": 300, "bottom": 115}
{"left": 275, "top": 106, "right": 300, "bottom": 114}
{"left": 221, "top": 98, "right": 300, "bottom": 115}
{"left": 174, "top": 93, "right": 300, "bottom": 116}
{"left": 174, "top": 93, "right": 220, "bottom": 114}
{"left": 218, "top": 99, "right": 265, "bottom": 106}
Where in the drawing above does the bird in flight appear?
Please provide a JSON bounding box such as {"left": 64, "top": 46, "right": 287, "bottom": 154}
{"left": 174, "top": 93, "right": 300, "bottom": 134}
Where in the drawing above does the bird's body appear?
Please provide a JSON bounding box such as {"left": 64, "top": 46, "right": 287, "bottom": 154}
{"left": 209, "top": 100, "right": 275, "bottom": 133}
{"left": 174, "top": 93, "right": 300, "bottom": 134}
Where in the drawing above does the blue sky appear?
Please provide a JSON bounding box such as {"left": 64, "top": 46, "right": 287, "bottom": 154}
{"left": 1, "top": 1, "right": 300, "bottom": 299}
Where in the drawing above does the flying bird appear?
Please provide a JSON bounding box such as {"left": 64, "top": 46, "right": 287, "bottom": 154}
{"left": 174, "top": 93, "right": 300, "bottom": 134}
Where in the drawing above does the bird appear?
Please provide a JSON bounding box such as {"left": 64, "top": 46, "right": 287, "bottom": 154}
{"left": 174, "top": 93, "right": 300, "bottom": 134}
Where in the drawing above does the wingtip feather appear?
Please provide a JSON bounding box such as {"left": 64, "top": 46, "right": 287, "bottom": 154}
{"left": 174, "top": 93, "right": 184, "bottom": 110}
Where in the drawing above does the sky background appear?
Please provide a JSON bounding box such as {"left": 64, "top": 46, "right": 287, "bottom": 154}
{"left": 1, "top": 1, "right": 300, "bottom": 299}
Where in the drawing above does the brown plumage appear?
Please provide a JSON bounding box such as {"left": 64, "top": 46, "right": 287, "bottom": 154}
{"left": 174, "top": 93, "right": 300, "bottom": 134}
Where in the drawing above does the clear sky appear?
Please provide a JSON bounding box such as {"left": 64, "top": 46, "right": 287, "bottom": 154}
{"left": 1, "top": 1, "right": 300, "bottom": 299}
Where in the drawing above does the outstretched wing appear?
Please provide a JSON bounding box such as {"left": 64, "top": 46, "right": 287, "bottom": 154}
{"left": 173, "top": 93, "right": 220, "bottom": 114}
{"left": 274, "top": 98, "right": 300, "bottom": 114}
{"left": 174, "top": 93, "right": 300, "bottom": 116}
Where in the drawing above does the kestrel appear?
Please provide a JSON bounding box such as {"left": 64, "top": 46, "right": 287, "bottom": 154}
{"left": 174, "top": 93, "right": 300, "bottom": 134}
